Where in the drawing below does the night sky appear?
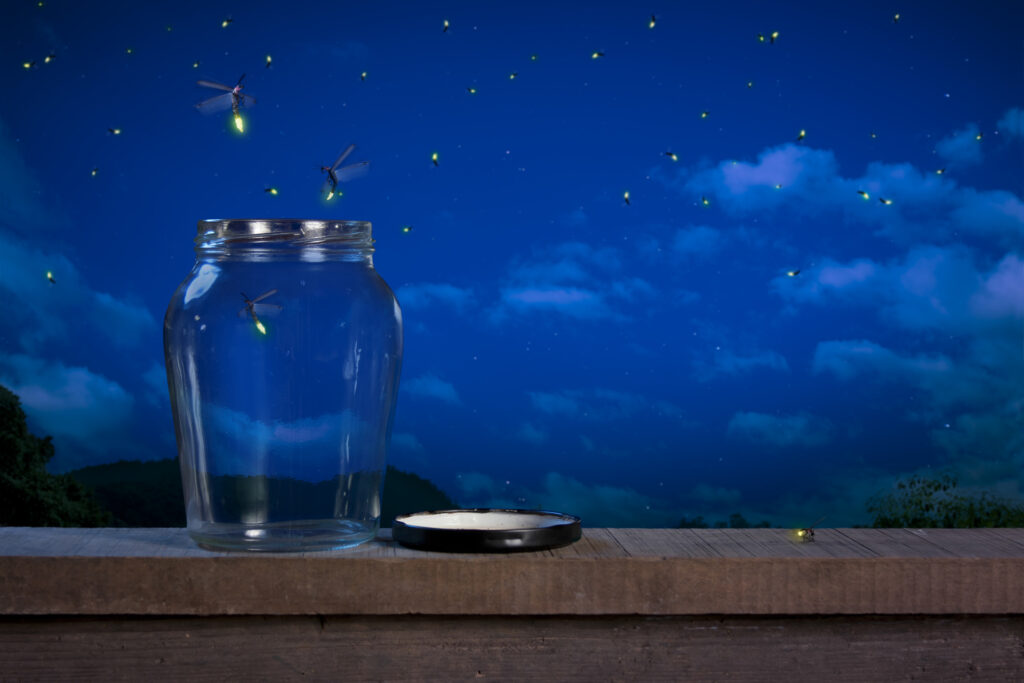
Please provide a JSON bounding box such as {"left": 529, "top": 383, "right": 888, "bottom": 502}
{"left": 1, "top": 0, "right": 1022, "bottom": 527}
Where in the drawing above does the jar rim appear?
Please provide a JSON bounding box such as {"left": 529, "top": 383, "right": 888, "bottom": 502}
{"left": 195, "top": 219, "right": 373, "bottom": 249}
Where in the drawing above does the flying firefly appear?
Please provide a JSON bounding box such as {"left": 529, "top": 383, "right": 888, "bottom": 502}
{"left": 443, "top": 19, "right": 450, "bottom": 32}
{"left": 936, "top": 168, "right": 946, "bottom": 175}
{"left": 192, "top": 60, "right": 200, "bottom": 68}
{"left": 431, "top": 151, "right": 439, "bottom": 166}
{"left": 320, "top": 143, "right": 370, "bottom": 199}
{"left": 770, "top": 31, "right": 779, "bottom": 43}
{"left": 530, "top": 54, "right": 538, "bottom": 61}
{"left": 757, "top": 33, "right": 766, "bottom": 43}
{"left": 747, "top": 80, "right": 754, "bottom": 88}
{"left": 701, "top": 110, "right": 709, "bottom": 119}
{"left": 879, "top": 197, "right": 893, "bottom": 205}
{"left": 265, "top": 54, "right": 272, "bottom": 68}
{"left": 857, "top": 190, "right": 870, "bottom": 200}
{"left": 22, "top": 60, "right": 36, "bottom": 69}
{"left": 701, "top": 196, "right": 710, "bottom": 207}
{"left": 195, "top": 74, "right": 256, "bottom": 132}
{"left": 893, "top": 13, "right": 900, "bottom": 23}
{"left": 796, "top": 129, "right": 806, "bottom": 142}
{"left": 592, "top": 51, "right": 604, "bottom": 59}
{"left": 976, "top": 132, "right": 983, "bottom": 141}
{"left": 166, "top": 25, "right": 173, "bottom": 32}
{"left": 775, "top": 184, "right": 782, "bottom": 189}
{"left": 664, "top": 152, "right": 678, "bottom": 161}
{"left": 792, "top": 516, "right": 825, "bottom": 543}
{"left": 107, "top": 127, "right": 121, "bottom": 135}
{"left": 46, "top": 271, "right": 55, "bottom": 284}
{"left": 466, "top": 86, "right": 477, "bottom": 94}
{"left": 44, "top": 53, "right": 55, "bottom": 64}
{"left": 221, "top": 16, "right": 232, "bottom": 28}
{"left": 361, "top": 71, "right": 368, "bottom": 81}
{"left": 649, "top": 14, "right": 656, "bottom": 29}
{"left": 401, "top": 225, "right": 413, "bottom": 234}
{"left": 509, "top": 72, "right": 517, "bottom": 80}
{"left": 125, "top": 47, "right": 133, "bottom": 55}
{"left": 239, "top": 290, "right": 281, "bottom": 336}
{"left": 786, "top": 269, "right": 800, "bottom": 277}
{"left": 870, "top": 131, "right": 877, "bottom": 139}
{"left": 264, "top": 187, "right": 279, "bottom": 195}
{"left": 623, "top": 190, "right": 630, "bottom": 205}
{"left": 90, "top": 167, "right": 98, "bottom": 176}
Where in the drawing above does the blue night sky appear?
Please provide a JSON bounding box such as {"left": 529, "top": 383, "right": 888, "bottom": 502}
{"left": 1, "top": 0, "right": 1022, "bottom": 527}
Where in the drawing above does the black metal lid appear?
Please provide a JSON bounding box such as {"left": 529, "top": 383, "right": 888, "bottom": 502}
{"left": 392, "top": 509, "right": 582, "bottom": 553}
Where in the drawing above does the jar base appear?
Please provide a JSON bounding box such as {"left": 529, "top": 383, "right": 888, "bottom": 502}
{"left": 188, "top": 519, "right": 378, "bottom": 552}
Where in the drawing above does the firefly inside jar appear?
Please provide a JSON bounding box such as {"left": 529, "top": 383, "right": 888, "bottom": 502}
{"left": 163, "top": 219, "right": 403, "bottom": 552}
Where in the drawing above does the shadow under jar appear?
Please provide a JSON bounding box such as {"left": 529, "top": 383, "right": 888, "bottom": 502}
{"left": 164, "top": 220, "right": 403, "bottom": 551}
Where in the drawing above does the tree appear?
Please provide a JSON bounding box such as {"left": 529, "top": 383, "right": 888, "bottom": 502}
{"left": 0, "top": 384, "right": 111, "bottom": 527}
{"left": 867, "top": 473, "right": 1024, "bottom": 528}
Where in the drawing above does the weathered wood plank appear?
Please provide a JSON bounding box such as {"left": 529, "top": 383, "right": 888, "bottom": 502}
{"left": 1, "top": 615, "right": 1022, "bottom": 682}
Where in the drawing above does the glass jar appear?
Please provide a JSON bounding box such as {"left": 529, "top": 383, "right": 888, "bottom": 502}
{"left": 163, "top": 219, "right": 403, "bottom": 551}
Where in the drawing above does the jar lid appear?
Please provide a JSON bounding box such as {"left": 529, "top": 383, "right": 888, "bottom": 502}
{"left": 392, "top": 509, "right": 582, "bottom": 553}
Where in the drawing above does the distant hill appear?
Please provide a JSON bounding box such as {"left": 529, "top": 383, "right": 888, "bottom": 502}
{"left": 68, "top": 459, "right": 455, "bottom": 528}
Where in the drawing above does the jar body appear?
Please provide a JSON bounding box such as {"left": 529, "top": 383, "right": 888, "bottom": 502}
{"left": 163, "top": 220, "right": 402, "bottom": 551}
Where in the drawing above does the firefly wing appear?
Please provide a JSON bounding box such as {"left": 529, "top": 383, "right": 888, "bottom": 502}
{"left": 195, "top": 92, "right": 235, "bottom": 114}
{"left": 251, "top": 289, "right": 278, "bottom": 304}
{"left": 333, "top": 161, "right": 370, "bottom": 183}
{"left": 236, "top": 93, "right": 257, "bottom": 108}
{"left": 330, "top": 144, "right": 356, "bottom": 171}
{"left": 196, "top": 80, "right": 235, "bottom": 92}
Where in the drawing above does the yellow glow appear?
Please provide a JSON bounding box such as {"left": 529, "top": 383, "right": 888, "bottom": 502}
{"left": 757, "top": 34, "right": 766, "bottom": 43}
{"left": 509, "top": 72, "right": 517, "bottom": 79}
{"left": 592, "top": 51, "right": 603, "bottom": 59}
{"left": 361, "top": 71, "right": 368, "bottom": 80}
{"left": 858, "top": 190, "right": 870, "bottom": 200}
{"left": 125, "top": 47, "right": 133, "bottom": 55}
{"left": 22, "top": 62, "right": 32, "bottom": 69}
{"left": 649, "top": 15, "right": 656, "bottom": 28}
{"left": 46, "top": 271, "right": 53, "bottom": 281}
{"left": 265, "top": 54, "right": 272, "bottom": 66}
{"left": 402, "top": 225, "right": 412, "bottom": 233}
{"left": 44, "top": 54, "right": 53, "bottom": 64}
{"left": 234, "top": 114, "right": 244, "bottom": 133}
{"left": 432, "top": 152, "right": 439, "bottom": 165}
{"left": 326, "top": 189, "right": 335, "bottom": 201}
{"left": 775, "top": 184, "right": 782, "bottom": 189}
{"left": 936, "top": 168, "right": 945, "bottom": 175}
{"left": 747, "top": 81, "right": 754, "bottom": 88}
{"left": 796, "top": 529, "right": 806, "bottom": 537}
{"left": 880, "top": 198, "right": 893, "bottom": 205}
{"left": 893, "top": 13, "right": 900, "bottom": 22}
{"left": 701, "top": 111, "right": 709, "bottom": 119}
{"left": 111, "top": 128, "right": 121, "bottom": 135}
{"left": 467, "top": 87, "right": 477, "bottom": 94}
{"left": 91, "top": 168, "right": 97, "bottom": 177}
{"left": 976, "top": 132, "right": 983, "bottom": 141}
{"left": 787, "top": 270, "right": 799, "bottom": 277}
{"left": 530, "top": 54, "right": 538, "bottom": 61}
{"left": 267, "top": 187, "right": 278, "bottom": 195}
{"left": 192, "top": 60, "right": 200, "bottom": 68}
{"left": 667, "top": 152, "right": 678, "bottom": 161}
{"left": 623, "top": 191, "right": 630, "bottom": 203}
{"left": 255, "top": 320, "right": 266, "bottom": 335}
{"left": 222, "top": 18, "right": 231, "bottom": 28}
{"left": 701, "top": 196, "right": 710, "bottom": 206}
{"left": 797, "top": 129, "right": 806, "bottom": 140}
{"left": 443, "top": 19, "right": 449, "bottom": 31}
{"left": 771, "top": 31, "right": 779, "bottom": 41}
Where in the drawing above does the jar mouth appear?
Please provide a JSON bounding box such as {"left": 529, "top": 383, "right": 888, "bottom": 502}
{"left": 197, "top": 219, "right": 372, "bottom": 245}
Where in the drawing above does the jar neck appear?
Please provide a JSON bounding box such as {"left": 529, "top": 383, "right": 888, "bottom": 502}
{"left": 195, "top": 219, "right": 375, "bottom": 263}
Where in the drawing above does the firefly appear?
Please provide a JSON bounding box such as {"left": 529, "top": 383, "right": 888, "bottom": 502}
{"left": 870, "top": 131, "right": 877, "bottom": 139}
{"left": 443, "top": 19, "right": 449, "bottom": 32}
{"left": 166, "top": 25, "right": 173, "bottom": 32}
{"left": 44, "top": 53, "right": 55, "bottom": 64}
{"left": 240, "top": 290, "right": 281, "bottom": 336}
{"left": 757, "top": 33, "right": 766, "bottom": 43}
{"left": 976, "top": 132, "right": 983, "bottom": 141}
{"left": 221, "top": 17, "right": 232, "bottom": 28}
{"left": 857, "top": 190, "right": 870, "bottom": 200}
{"left": 664, "top": 152, "right": 678, "bottom": 161}
{"left": 90, "top": 167, "right": 98, "bottom": 176}
{"left": 746, "top": 80, "right": 754, "bottom": 88}
{"left": 264, "top": 187, "right": 278, "bottom": 195}
{"left": 623, "top": 190, "right": 630, "bottom": 205}
{"left": 792, "top": 516, "right": 825, "bottom": 543}
{"left": 361, "top": 71, "right": 368, "bottom": 81}
{"left": 786, "top": 269, "right": 800, "bottom": 277}
{"left": 432, "top": 151, "right": 439, "bottom": 166}
{"left": 401, "top": 225, "right": 413, "bottom": 234}
{"left": 796, "top": 129, "right": 806, "bottom": 142}
{"left": 196, "top": 74, "right": 256, "bottom": 131}
{"left": 466, "top": 86, "right": 477, "bottom": 94}
{"left": 879, "top": 197, "right": 893, "bottom": 205}
{"left": 509, "top": 72, "right": 517, "bottom": 80}
{"left": 46, "top": 271, "right": 55, "bottom": 284}
{"left": 936, "top": 168, "right": 946, "bottom": 175}
{"left": 770, "top": 31, "right": 779, "bottom": 43}
{"left": 592, "top": 51, "right": 604, "bottom": 59}
{"left": 37, "top": 1, "right": 43, "bottom": 5}
{"left": 701, "top": 196, "right": 710, "bottom": 207}
{"left": 265, "top": 54, "right": 272, "bottom": 68}
{"left": 530, "top": 54, "right": 538, "bottom": 61}
{"left": 192, "top": 60, "right": 200, "bottom": 68}
{"left": 775, "top": 184, "right": 782, "bottom": 189}
{"left": 22, "top": 61, "right": 35, "bottom": 69}
{"left": 321, "top": 143, "right": 370, "bottom": 198}
{"left": 700, "top": 111, "right": 709, "bottom": 119}
{"left": 649, "top": 14, "right": 656, "bottom": 29}
{"left": 125, "top": 47, "right": 133, "bottom": 55}
{"left": 108, "top": 127, "right": 121, "bottom": 135}
{"left": 893, "top": 13, "right": 900, "bottom": 23}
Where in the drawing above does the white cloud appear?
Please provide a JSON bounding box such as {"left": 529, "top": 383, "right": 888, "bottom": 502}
{"left": 403, "top": 373, "right": 462, "bottom": 404}
{"left": 673, "top": 225, "right": 725, "bottom": 258}
{"left": 997, "top": 107, "right": 1024, "bottom": 139}
{"left": 694, "top": 348, "right": 790, "bottom": 381}
{"left": 935, "top": 124, "right": 983, "bottom": 166}
{"left": 727, "top": 411, "right": 833, "bottom": 448}
{"left": 395, "top": 282, "right": 474, "bottom": 312}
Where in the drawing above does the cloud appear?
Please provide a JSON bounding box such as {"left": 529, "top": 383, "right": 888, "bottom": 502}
{"left": 529, "top": 388, "right": 672, "bottom": 421}
{"left": 516, "top": 422, "right": 548, "bottom": 445}
{"left": 142, "top": 363, "right": 167, "bottom": 406}
{"left": 493, "top": 242, "right": 654, "bottom": 322}
{"left": 693, "top": 348, "right": 790, "bottom": 381}
{"left": 390, "top": 432, "right": 425, "bottom": 453}
{"left": 812, "top": 340, "right": 952, "bottom": 382}
{"left": 0, "top": 354, "right": 135, "bottom": 467}
{"left": 997, "top": 108, "right": 1024, "bottom": 139}
{"left": 403, "top": 373, "right": 462, "bottom": 404}
{"left": 395, "top": 282, "right": 474, "bottom": 312}
{"left": 673, "top": 225, "right": 725, "bottom": 258}
{"left": 0, "top": 118, "right": 62, "bottom": 235}
{"left": 727, "top": 411, "right": 833, "bottom": 448}
{"left": 935, "top": 124, "right": 983, "bottom": 166}
{"left": 0, "top": 231, "right": 157, "bottom": 352}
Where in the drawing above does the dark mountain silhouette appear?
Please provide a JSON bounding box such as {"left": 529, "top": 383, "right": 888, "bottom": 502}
{"left": 68, "top": 458, "right": 455, "bottom": 528}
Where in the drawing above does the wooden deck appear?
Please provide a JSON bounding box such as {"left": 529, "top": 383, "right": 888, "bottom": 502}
{"left": 2, "top": 527, "right": 1024, "bottom": 680}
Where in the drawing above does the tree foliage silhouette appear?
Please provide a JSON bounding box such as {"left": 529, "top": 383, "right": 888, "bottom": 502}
{"left": 0, "top": 384, "right": 110, "bottom": 526}
{"left": 867, "top": 473, "right": 1024, "bottom": 528}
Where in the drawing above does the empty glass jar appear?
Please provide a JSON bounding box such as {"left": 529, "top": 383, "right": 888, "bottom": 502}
{"left": 164, "top": 219, "right": 403, "bottom": 551}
